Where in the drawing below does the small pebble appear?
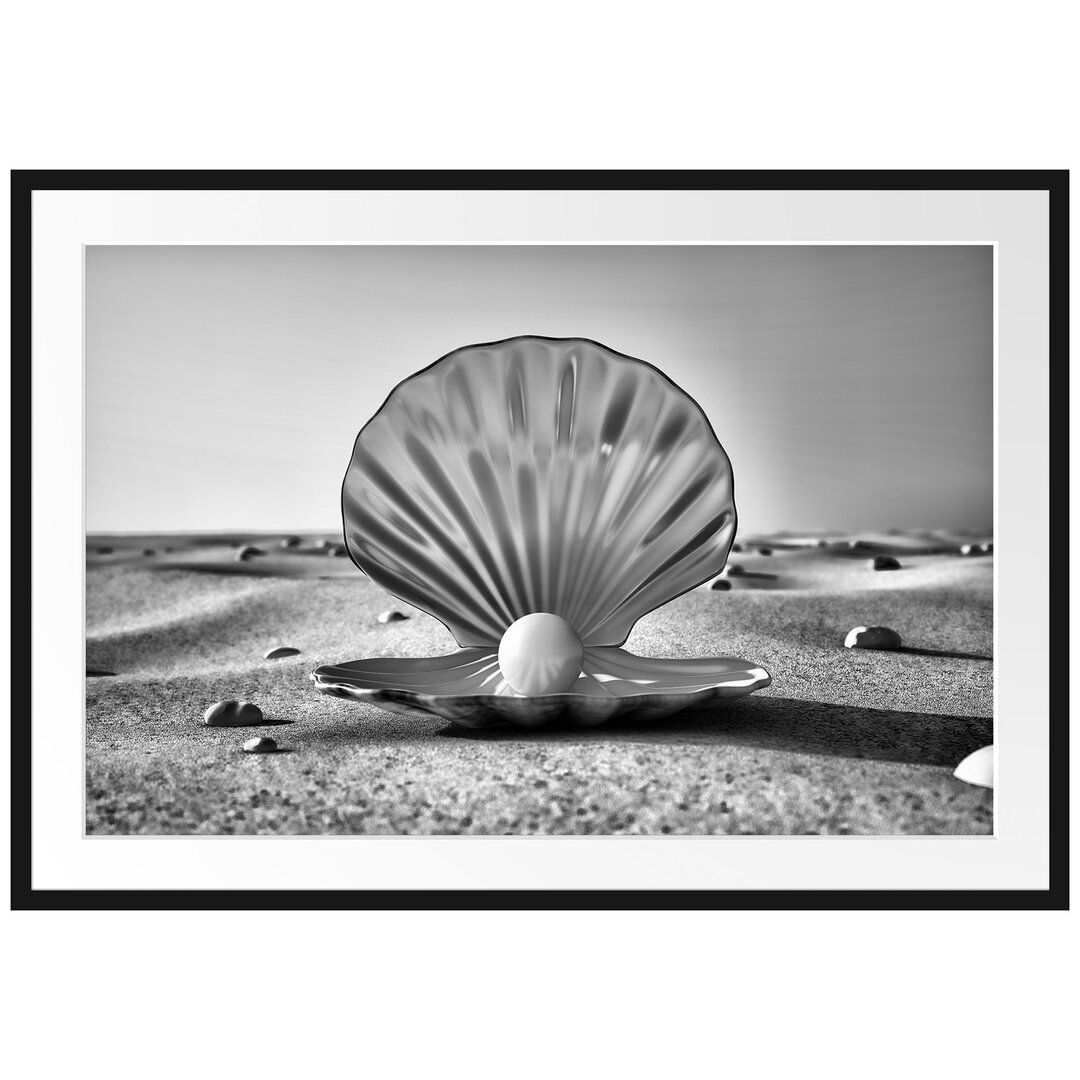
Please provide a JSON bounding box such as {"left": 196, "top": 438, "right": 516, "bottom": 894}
{"left": 95, "top": 546, "right": 114, "bottom": 555}
{"left": 710, "top": 579, "right": 732, "bottom": 591}
{"left": 162, "top": 546, "right": 173, "bottom": 553}
{"left": 203, "top": 700, "right": 265, "bottom": 727}
{"left": 142, "top": 549, "right": 156, "bottom": 557}
{"left": 235, "top": 545, "right": 265, "bottom": 562}
{"left": 953, "top": 745, "right": 994, "bottom": 788}
{"left": 264, "top": 646, "right": 300, "bottom": 659}
{"left": 378, "top": 609, "right": 409, "bottom": 624}
{"left": 281, "top": 536, "right": 302, "bottom": 548}
{"left": 724, "top": 563, "right": 745, "bottom": 577}
{"left": 757, "top": 547, "right": 773, "bottom": 556}
{"left": 872, "top": 555, "right": 901, "bottom": 571}
{"left": 844, "top": 625, "right": 902, "bottom": 650}
{"left": 243, "top": 736, "right": 278, "bottom": 754}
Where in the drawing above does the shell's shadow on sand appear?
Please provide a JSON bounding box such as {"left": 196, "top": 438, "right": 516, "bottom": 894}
{"left": 437, "top": 695, "right": 992, "bottom": 770}
{"left": 894, "top": 645, "right": 993, "bottom": 662}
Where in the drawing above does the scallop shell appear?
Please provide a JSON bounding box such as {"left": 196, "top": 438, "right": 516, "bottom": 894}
{"left": 340, "top": 336, "right": 736, "bottom": 647}
{"left": 315, "top": 335, "right": 770, "bottom": 727}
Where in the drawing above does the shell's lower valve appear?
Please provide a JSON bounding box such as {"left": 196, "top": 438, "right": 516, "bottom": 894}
{"left": 498, "top": 613, "right": 584, "bottom": 695}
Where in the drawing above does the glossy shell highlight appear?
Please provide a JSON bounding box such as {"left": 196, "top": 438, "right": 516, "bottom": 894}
{"left": 340, "top": 336, "right": 737, "bottom": 647}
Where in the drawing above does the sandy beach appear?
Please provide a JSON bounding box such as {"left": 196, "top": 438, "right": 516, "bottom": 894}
{"left": 85, "top": 530, "right": 993, "bottom": 835}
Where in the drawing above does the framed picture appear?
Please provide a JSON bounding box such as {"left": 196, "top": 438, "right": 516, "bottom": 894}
{"left": 9, "top": 170, "right": 1068, "bottom": 909}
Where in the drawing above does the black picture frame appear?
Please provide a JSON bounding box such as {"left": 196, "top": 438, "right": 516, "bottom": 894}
{"left": 9, "top": 169, "right": 1069, "bottom": 911}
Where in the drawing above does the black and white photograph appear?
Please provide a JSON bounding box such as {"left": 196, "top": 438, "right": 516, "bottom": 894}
{"left": 84, "top": 241, "right": 996, "bottom": 836}
{"left": 3, "top": 4, "right": 1073, "bottom": 1075}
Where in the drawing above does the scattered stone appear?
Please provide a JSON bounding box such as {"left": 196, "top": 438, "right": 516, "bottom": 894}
{"left": 378, "top": 609, "right": 409, "bottom": 624}
{"left": 757, "top": 547, "right": 773, "bottom": 556}
{"left": 872, "top": 555, "right": 901, "bottom": 571}
{"left": 723, "top": 564, "right": 746, "bottom": 577}
{"left": 844, "top": 626, "right": 902, "bottom": 650}
{"left": 86, "top": 668, "right": 118, "bottom": 677}
{"left": 142, "top": 549, "right": 156, "bottom": 557}
{"left": 710, "top": 579, "right": 732, "bottom": 591}
{"left": 731, "top": 543, "right": 743, "bottom": 553}
{"left": 281, "top": 535, "right": 302, "bottom": 548}
{"left": 235, "top": 545, "right": 265, "bottom": 562}
{"left": 264, "top": 646, "right": 300, "bottom": 659}
{"left": 953, "top": 745, "right": 994, "bottom": 789}
{"left": 242, "top": 736, "right": 278, "bottom": 754}
{"left": 95, "top": 546, "right": 114, "bottom": 555}
{"left": 203, "top": 700, "right": 264, "bottom": 727}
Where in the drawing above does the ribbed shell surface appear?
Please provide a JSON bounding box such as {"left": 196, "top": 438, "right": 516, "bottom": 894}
{"left": 342, "top": 337, "right": 736, "bottom": 647}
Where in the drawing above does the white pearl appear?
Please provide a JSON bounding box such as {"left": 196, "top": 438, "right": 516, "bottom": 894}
{"left": 498, "top": 613, "right": 584, "bottom": 695}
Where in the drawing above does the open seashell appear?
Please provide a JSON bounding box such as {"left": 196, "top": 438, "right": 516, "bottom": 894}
{"left": 312, "top": 336, "right": 770, "bottom": 727}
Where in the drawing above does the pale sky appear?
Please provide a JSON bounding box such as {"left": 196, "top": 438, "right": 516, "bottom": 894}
{"left": 85, "top": 244, "right": 993, "bottom": 534}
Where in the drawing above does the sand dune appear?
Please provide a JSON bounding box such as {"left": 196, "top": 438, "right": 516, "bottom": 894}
{"left": 85, "top": 530, "right": 993, "bottom": 835}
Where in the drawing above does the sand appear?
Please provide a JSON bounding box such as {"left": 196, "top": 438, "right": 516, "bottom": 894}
{"left": 85, "top": 531, "right": 994, "bottom": 834}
